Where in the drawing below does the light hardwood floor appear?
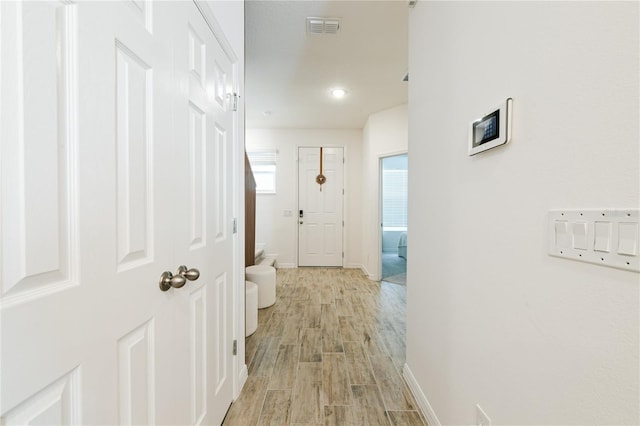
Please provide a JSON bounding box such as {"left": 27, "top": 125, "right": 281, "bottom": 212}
{"left": 223, "top": 268, "right": 425, "bottom": 426}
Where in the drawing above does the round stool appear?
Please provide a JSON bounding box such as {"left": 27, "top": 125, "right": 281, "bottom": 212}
{"left": 246, "top": 265, "right": 276, "bottom": 308}
{"left": 245, "top": 281, "right": 258, "bottom": 337}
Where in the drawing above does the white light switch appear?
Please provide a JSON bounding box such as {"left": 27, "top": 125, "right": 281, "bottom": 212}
{"left": 555, "top": 221, "right": 570, "bottom": 249}
{"left": 548, "top": 210, "right": 639, "bottom": 272}
{"left": 618, "top": 223, "right": 639, "bottom": 256}
{"left": 594, "top": 221, "right": 612, "bottom": 252}
{"left": 572, "top": 222, "right": 588, "bottom": 250}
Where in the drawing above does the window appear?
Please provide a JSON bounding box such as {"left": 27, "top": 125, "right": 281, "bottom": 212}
{"left": 382, "top": 169, "right": 408, "bottom": 229}
{"left": 247, "top": 150, "right": 277, "bottom": 194}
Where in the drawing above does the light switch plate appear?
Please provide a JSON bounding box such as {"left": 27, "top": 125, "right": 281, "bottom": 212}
{"left": 548, "top": 209, "right": 639, "bottom": 272}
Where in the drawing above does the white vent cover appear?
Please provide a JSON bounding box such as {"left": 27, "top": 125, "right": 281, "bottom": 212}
{"left": 307, "top": 17, "right": 341, "bottom": 34}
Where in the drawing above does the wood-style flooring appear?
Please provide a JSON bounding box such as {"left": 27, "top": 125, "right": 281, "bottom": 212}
{"left": 223, "top": 268, "right": 425, "bottom": 426}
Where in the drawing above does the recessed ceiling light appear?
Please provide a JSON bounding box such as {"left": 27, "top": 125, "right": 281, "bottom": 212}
{"left": 330, "top": 88, "right": 347, "bottom": 98}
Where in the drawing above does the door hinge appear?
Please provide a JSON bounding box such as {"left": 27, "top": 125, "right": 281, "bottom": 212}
{"left": 342, "top": 189, "right": 344, "bottom": 195}
{"left": 342, "top": 252, "right": 344, "bottom": 258}
{"left": 233, "top": 218, "right": 237, "bottom": 234}
{"left": 232, "top": 93, "right": 239, "bottom": 112}
{"left": 233, "top": 339, "right": 237, "bottom": 355}
{"left": 342, "top": 220, "right": 344, "bottom": 227}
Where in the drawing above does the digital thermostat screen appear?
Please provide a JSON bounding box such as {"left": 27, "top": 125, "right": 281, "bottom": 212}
{"left": 472, "top": 110, "right": 499, "bottom": 147}
{"left": 468, "top": 98, "right": 512, "bottom": 156}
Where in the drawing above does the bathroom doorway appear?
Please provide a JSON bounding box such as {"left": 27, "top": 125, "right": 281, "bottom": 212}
{"left": 380, "top": 154, "right": 408, "bottom": 284}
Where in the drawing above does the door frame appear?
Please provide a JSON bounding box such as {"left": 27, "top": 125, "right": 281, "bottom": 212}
{"left": 193, "top": 1, "right": 246, "bottom": 399}
{"left": 296, "top": 145, "right": 346, "bottom": 268}
{"left": 377, "top": 151, "right": 408, "bottom": 281}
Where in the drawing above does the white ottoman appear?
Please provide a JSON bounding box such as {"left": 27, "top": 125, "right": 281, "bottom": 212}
{"left": 246, "top": 265, "right": 276, "bottom": 308}
{"left": 245, "top": 281, "right": 258, "bottom": 337}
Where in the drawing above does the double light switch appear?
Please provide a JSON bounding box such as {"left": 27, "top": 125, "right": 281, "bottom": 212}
{"left": 549, "top": 209, "right": 639, "bottom": 272}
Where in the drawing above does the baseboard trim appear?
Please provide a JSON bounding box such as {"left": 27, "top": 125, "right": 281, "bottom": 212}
{"left": 344, "top": 263, "right": 362, "bottom": 270}
{"left": 276, "top": 263, "right": 296, "bottom": 269}
{"left": 236, "top": 364, "right": 248, "bottom": 400}
{"left": 403, "top": 363, "right": 441, "bottom": 426}
{"left": 360, "top": 264, "right": 371, "bottom": 277}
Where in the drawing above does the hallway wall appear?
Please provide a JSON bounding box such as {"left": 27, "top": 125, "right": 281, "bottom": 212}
{"left": 245, "top": 128, "right": 363, "bottom": 268}
{"left": 361, "top": 104, "right": 408, "bottom": 279}
{"left": 405, "top": 2, "right": 639, "bottom": 424}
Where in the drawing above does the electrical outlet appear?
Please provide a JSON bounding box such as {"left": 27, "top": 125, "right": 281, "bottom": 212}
{"left": 476, "top": 404, "right": 491, "bottom": 426}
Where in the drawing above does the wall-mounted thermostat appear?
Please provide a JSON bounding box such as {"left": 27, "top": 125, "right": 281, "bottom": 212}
{"left": 468, "top": 98, "right": 513, "bottom": 156}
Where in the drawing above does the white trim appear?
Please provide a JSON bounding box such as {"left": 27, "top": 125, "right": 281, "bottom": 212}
{"left": 192, "top": 1, "right": 238, "bottom": 63}
{"left": 236, "top": 364, "right": 248, "bottom": 396}
{"left": 344, "top": 263, "right": 363, "bottom": 270}
{"left": 360, "top": 264, "right": 373, "bottom": 279}
{"left": 276, "top": 263, "right": 297, "bottom": 269}
{"left": 403, "top": 364, "right": 441, "bottom": 426}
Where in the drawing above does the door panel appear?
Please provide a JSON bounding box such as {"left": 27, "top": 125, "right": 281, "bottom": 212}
{"left": 190, "top": 286, "right": 207, "bottom": 424}
{"left": 1, "top": 2, "right": 236, "bottom": 424}
{"left": 298, "top": 147, "right": 344, "bottom": 267}
{"left": 115, "top": 41, "right": 154, "bottom": 270}
{"left": 188, "top": 102, "right": 207, "bottom": 250}
{"left": 173, "top": 3, "right": 236, "bottom": 424}
{"left": 1, "top": 368, "right": 81, "bottom": 425}
{"left": 117, "top": 320, "right": 155, "bottom": 425}
{"left": 1, "top": 0, "right": 77, "bottom": 308}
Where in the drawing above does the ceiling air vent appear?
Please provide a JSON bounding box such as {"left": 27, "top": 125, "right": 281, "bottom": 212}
{"left": 307, "top": 17, "right": 341, "bottom": 35}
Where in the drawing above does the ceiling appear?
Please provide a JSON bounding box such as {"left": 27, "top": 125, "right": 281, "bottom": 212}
{"left": 245, "top": 1, "right": 409, "bottom": 129}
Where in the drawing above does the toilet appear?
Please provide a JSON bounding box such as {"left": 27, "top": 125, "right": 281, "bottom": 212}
{"left": 245, "top": 265, "right": 276, "bottom": 308}
{"left": 245, "top": 281, "right": 258, "bottom": 337}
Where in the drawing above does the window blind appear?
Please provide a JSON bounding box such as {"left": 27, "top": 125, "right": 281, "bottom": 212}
{"left": 247, "top": 149, "right": 277, "bottom": 194}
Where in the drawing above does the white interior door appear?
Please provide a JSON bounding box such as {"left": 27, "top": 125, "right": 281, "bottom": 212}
{"left": 171, "top": 3, "right": 236, "bottom": 424}
{"left": 0, "top": 2, "right": 235, "bottom": 424}
{"left": 298, "top": 147, "right": 344, "bottom": 267}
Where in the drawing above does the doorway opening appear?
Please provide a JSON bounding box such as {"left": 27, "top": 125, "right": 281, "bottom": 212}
{"left": 380, "top": 154, "right": 408, "bottom": 284}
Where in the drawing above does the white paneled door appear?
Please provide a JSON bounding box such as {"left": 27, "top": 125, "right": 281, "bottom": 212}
{"left": 298, "top": 147, "right": 344, "bottom": 267}
{"left": 0, "top": 2, "right": 236, "bottom": 425}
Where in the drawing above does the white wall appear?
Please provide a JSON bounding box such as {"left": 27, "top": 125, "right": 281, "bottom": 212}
{"left": 245, "top": 128, "right": 362, "bottom": 268}
{"left": 406, "top": 2, "right": 639, "bottom": 424}
{"left": 361, "top": 104, "right": 408, "bottom": 279}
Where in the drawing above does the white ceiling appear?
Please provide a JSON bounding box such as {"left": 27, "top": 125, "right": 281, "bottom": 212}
{"left": 245, "top": 1, "right": 409, "bottom": 129}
